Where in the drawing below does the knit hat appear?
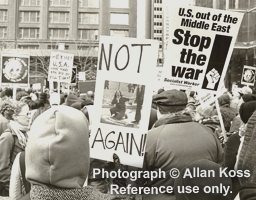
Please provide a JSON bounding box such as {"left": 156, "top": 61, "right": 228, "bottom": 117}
{"left": 63, "top": 94, "right": 83, "bottom": 106}
{"left": 39, "top": 92, "right": 48, "bottom": 101}
{"left": 152, "top": 90, "right": 187, "bottom": 114}
{"left": 239, "top": 101, "right": 256, "bottom": 124}
{"left": 218, "top": 94, "right": 230, "bottom": 106}
{"left": 174, "top": 159, "right": 232, "bottom": 200}
{"left": 26, "top": 105, "right": 90, "bottom": 189}
{"left": 242, "top": 94, "right": 256, "bottom": 103}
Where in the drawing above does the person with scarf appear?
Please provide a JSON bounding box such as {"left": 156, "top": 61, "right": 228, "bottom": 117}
{"left": 0, "top": 101, "right": 30, "bottom": 197}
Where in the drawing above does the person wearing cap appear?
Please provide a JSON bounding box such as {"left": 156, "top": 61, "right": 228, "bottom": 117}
{"left": 137, "top": 89, "right": 224, "bottom": 200}
{"left": 17, "top": 105, "right": 133, "bottom": 200}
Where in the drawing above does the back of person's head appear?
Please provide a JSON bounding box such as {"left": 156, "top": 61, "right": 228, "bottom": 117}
{"left": 241, "top": 94, "right": 256, "bottom": 103}
{"left": 27, "top": 100, "right": 37, "bottom": 110}
{"left": 174, "top": 159, "right": 232, "bottom": 200}
{"left": 152, "top": 89, "right": 188, "bottom": 115}
{"left": 34, "top": 99, "right": 45, "bottom": 109}
{"left": 218, "top": 94, "right": 231, "bottom": 106}
{"left": 87, "top": 91, "right": 94, "bottom": 100}
{"left": 16, "top": 91, "right": 30, "bottom": 101}
{"left": 1, "top": 88, "right": 13, "bottom": 98}
{"left": 39, "top": 92, "right": 49, "bottom": 105}
{"left": 239, "top": 101, "right": 256, "bottom": 124}
{"left": 25, "top": 105, "right": 90, "bottom": 189}
{"left": 0, "top": 97, "right": 15, "bottom": 120}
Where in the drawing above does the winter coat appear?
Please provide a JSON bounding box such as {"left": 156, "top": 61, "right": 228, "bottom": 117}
{"left": 0, "top": 127, "right": 25, "bottom": 194}
{"left": 140, "top": 112, "right": 224, "bottom": 200}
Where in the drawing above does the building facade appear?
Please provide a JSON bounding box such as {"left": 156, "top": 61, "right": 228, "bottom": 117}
{"left": 0, "top": 0, "right": 137, "bottom": 52}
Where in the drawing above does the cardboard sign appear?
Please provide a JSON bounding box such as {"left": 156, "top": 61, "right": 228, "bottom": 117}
{"left": 241, "top": 65, "right": 256, "bottom": 86}
{"left": 1, "top": 54, "right": 30, "bottom": 86}
{"left": 162, "top": 5, "right": 244, "bottom": 94}
{"left": 71, "top": 67, "right": 77, "bottom": 85}
{"left": 48, "top": 52, "right": 74, "bottom": 83}
{"left": 89, "top": 36, "right": 159, "bottom": 167}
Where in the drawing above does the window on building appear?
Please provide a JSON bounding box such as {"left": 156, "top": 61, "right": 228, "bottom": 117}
{"left": 19, "top": 28, "right": 39, "bottom": 39}
{"left": 78, "top": 46, "right": 98, "bottom": 52}
{"left": 110, "top": 0, "right": 129, "bottom": 8}
{"left": 0, "top": 27, "right": 7, "bottom": 38}
{"left": 20, "top": 0, "right": 40, "bottom": 6}
{"left": 20, "top": 11, "right": 39, "bottom": 23}
{"left": 195, "top": 0, "right": 213, "bottom": 7}
{"left": 49, "top": 12, "right": 69, "bottom": 23}
{"left": 110, "top": 13, "right": 129, "bottom": 25}
{"left": 78, "top": 29, "right": 98, "bottom": 40}
{"left": 47, "top": 45, "right": 69, "bottom": 50}
{"left": 79, "top": 0, "right": 99, "bottom": 7}
{"left": 49, "top": 0, "right": 69, "bottom": 6}
{"left": 110, "top": 29, "right": 129, "bottom": 37}
{"left": 0, "top": 10, "right": 7, "bottom": 22}
{"left": 49, "top": 29, "right": 69, "bottom": 40}
{"left": 18, "top": 45, "right": 39, "bottom": 49}
{"left": 78, "top": 13, "right": 99, "bottom": 24}
{"left": 0, "top": 0, "right": 8, "bottom": 5}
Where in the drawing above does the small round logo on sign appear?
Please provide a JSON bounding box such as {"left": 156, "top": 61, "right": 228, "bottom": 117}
{"left": 3, "top": 58, "right": 28, "bottom": 82}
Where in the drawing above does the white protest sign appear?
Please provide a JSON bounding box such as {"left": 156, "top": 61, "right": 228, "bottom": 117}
{"left": 89, "top": 36, "right": 159, "bottom": 167}
{"left": 241, "top": 65, "right": 256, "bottom": 86}
{"left": 48, "top": 52, "right": 74, "bottom": 83}
{"left": 162, "top": 5, "right": 244, "bottom": 94}
{"left": 32, "top": 83, "right": 41, "bottom": 90}
{"left": 78, "top": 71, "right": 86, "bottom": 81}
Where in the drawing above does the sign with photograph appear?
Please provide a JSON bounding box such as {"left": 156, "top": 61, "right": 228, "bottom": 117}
{"left": 162, "top": 5, "right": 244, "bottom": 94}
{"left": 48, "top": 52, "right": 74, "bottom": 83}
{"left": 241, "top": 65, "right": 256, "bottom": 86}
{"left": 89, "top": 36, "right": 159, "bottom": 167}
{"left": 1, "top": 54, "right": 29, "bottom": 86}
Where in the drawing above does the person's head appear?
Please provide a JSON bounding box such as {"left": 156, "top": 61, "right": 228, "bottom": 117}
{"left": 39, "top": 92, "right": 49, "bottom": 105}
{"left": 218, "top": 94, "right": 230, "bottom": 107}
{"left": 152, "top": 89, "right": 188, "bottom": 119}
{"left": 12, "top": 101, "right": 30, "bottom": 127}
{"left": 1, "top": 88, "right": 13, "bottom": 98}
{"left": 87, "top": 91, "right": 94, "bottom": 100}
{"left": 26, "top": 105, "right": 90, "bottom": 189}
{"left": 239, "top": 86, "right": 253, "bottom": 96}
{"left": 0, "top": 97, "right": 16, "bottom": 120}
{"left": 114, "top": 90, "right": 122, "bottom": 99}
{"left": 239, "top": 101, "right": 256, "bottom": 124}
{"left": 16, "top": 91, "right": 30, "bottom": 101}
{"left": 174, "top": 159, "right": 232, "bottom": 200}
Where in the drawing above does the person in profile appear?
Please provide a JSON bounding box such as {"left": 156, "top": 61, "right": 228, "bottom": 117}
{"left": 131, "top": 85, "right": 145, "bottom": 124}
{"left": 110, "top": 91, "right": 130, "bottom": 120}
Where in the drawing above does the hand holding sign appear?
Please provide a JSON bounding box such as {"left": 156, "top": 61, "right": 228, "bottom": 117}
{"left": 206, "top": 68, "right": 220, "bottom": 89}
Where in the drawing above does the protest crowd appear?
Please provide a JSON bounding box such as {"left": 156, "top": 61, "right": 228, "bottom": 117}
{"left": 0, "top": 83, "right": 255, "bottom": 200}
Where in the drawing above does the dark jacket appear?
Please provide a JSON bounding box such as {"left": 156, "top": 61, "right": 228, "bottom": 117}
{"left": 140, "top": 112, "right": 224, "bottom": 200}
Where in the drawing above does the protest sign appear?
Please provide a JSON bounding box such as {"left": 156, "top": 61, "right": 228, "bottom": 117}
{"left": 89, "top": 36, "right": 158, "bottom": 167}
{"left": 78, "top": 71, "right": 86, "bottom": 81}
{"left": 48, "top": 52, "right": 74, "bottom": 83}
{"left": 1, "top": 54, "right": 29, "bottom": 86}
{"left": 162, "top": 5, "right": 243, "bottom": 94}
{"left": 241, "top": 65, "right": 256, "bottom": 86}
{"left": 71, "top": 66, "right": 77, "bottom": 85}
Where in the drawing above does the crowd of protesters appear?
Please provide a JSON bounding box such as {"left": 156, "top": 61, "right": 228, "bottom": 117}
{"left": 0, "top": 85, "right": 256, "bottom": 200}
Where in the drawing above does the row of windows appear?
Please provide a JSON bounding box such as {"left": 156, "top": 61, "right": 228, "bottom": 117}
{"left": 17, "top": 45, "right": 101, "bottom": 50}
{"left": 154, "top": 15, "right": 162, "bottom": 19}
{"left": 154, "top": 29, "right": 162, "bottom": 33}
{"left": 154, "top": 0, "right": 162, "bottom": 4}
{"left": 0, "top": 11, "right": 129, "bottom": 25}
{"left": 154, "top": 22, "right": 162, "bottom": 26}
{"left": 0, "top": 27, "right": 128, "bottom": 39}
{"left": 154, "top": 7, "right": 162, "bottom": 11}
{"left": 0, "top": 0, "right": 129, "bottom": 8}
